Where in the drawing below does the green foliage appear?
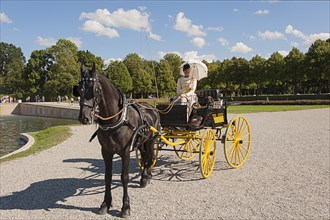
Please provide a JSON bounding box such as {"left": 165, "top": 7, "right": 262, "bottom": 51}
{"left": 123, "top": 53, "right": 154, "bottom": 98}
{"left": 155, "top": 60, "right": 176, "bottom": 97}
{"left": 163, "top": 53, "right": 182, "bottom": 81}
{"left": 0, "top": 42, "right": 25, "bottom": 94}
{"left": 305, "top": 39, "right": 330, "bottom": 93}
{"left": 105, "top": 61, "right": 133, "bottom": 93}
{"left": 1, "top": 39, "right": 329, "bottom": 100}
{"left": 77, "top": 50, "right": 104, "bottom": 72}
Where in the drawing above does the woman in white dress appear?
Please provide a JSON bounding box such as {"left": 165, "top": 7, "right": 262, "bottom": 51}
{"left": 176, "top": 63, "right": 198, "bottom": 120}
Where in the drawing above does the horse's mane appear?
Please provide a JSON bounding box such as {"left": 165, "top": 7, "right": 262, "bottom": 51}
{"left": 97, "top": 73, "right": 117, "bottom": 91}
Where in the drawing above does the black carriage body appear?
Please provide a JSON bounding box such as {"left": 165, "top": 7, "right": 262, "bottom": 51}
{"left": 157, "top": 104, "right": 188, "bottom": 127}
{"left": 157, "top": 89, "right": 228, "bottom": 129}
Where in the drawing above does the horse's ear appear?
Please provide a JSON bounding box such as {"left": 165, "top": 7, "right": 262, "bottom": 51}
{"left": 81, "top": 63, "right": 86, "bottom": 76}
{"left": 91, "top": 63, "right": 97, "bottom": 77}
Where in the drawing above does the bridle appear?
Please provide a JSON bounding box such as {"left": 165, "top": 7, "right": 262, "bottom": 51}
{"left": 79, "top": 74, "right": 102, "bottom": 120}
{"left": 78, "top": 73, "right": 129, "bottom": 131}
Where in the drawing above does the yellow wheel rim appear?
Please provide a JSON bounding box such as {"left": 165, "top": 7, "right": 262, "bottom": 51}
{"left": 174, "top": 131, "right": 200, "bottom": 161}
{"left": 224, "top": 116, "right": 251, "bottom": 168}
{"left": 136, "top": 138, "right": 159, "bottom": 170}
{"left": 199, "top": 129, "right": 217, "bottom": 178}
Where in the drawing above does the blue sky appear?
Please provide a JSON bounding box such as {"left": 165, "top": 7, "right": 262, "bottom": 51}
{"left": 1, "top": 1, "right": 329, "bottom": 64}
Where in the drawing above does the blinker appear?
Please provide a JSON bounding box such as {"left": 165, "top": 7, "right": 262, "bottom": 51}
{"left": 72, "top": 85, "right": 80, "bottom": 97}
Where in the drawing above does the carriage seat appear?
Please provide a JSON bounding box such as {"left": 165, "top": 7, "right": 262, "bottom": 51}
{"left": 196, "top": 89, "right": 224, "bottom": 108}
{"left": 196, "top": 89, "right": 223, "bottom": 101}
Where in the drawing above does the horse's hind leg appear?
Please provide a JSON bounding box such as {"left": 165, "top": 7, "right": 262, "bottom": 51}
{"left": 140, "top": 138, "right": 154, "bottom": 188}
{"left": 99, "top": 151, "right": 113, "bottom": 215}
{"left": 120, "top": 151, "right": 131, "bottom": 218}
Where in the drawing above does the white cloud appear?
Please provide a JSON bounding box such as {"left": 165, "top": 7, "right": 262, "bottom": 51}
{"left": 36, "top": 36, "right": 82, "bottom": 48}
{"left": 285, "top": 24, "right": 330, "bottom": 47}
{"left": 206, "top": 26, "right": 224, "bottom": 32}
{"left": 258, "top": 31, "right": 286, "bottom": 40}
{"left": 183, "top": 51, "right": 216, "bottom": 63}
{"left": 36, "top": 36, "right": 57, "bottom": 47}
{"left": 249, "top": 36, "right": 256, "bottom": 41}
{"left": 158, "top": 50, "right": 216, "bottom": 63}
{"left": 104, "top": 57, "right": 123, "bottom": 68}
{"left": 174, "top": 12, "right": 207, "bottom": 37}
{"left": 0, "top": 12, "right": 12, "bottom": 23}
{"left": 285, "top": 25, "right": 305, "bottom": 39}
{"left": 290, "top": 41, "right": 300, "bottom": 48}
{"left": 148, "top": 32, "right": 162, "bottom": 41}
{"left": 233, "top": 8, "right": 239, "bottom": 12}
{"left": 66, "top": 37, "right": 82, "bottom": 48}
{"left": 302, "top": 33, "right": 330, "bottom": 46}
{"left": 79, "top": 8, "right": 160, "bottom": 40}
{"left": 217, "top": 37, "right": 229, "bottom": 46}
{"left": 255, "top": 10, "right": 270, "bottom": 15}
{"left": 230, "top": 42, "right": 253, "bottom": 53}
{"left": 158, "top": 51, "right": 182, "bottom": 59}
{"left": 81, "top": 20, "right": 119, "bottom": 38}
{"left": 191, "top": 37, "right": 206, "bottom": 48}
{"left": 277, "top": 50, "right": 289, "bottom": 57}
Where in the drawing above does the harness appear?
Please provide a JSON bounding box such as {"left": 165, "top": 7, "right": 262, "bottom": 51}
{"left": 79, "top": 74, "right": 153, "bottom": 151}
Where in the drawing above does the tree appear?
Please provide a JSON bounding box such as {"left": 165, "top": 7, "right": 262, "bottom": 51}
{"left": 23, "top": 49, "right": 51, "bottom": 96}
{"left": 77, "top": 50, "right": 104, "bottom": 72}
{"left": 284, "top": 47, "right": 306, "bottom": 94}
{"left": 198, "top": 61, "right": 220, "bottom": 90}
{"left": 218, "top": 59, "right": 237, "bottom": 97}
{"left": 162, "top": 53, "right": 182, "bottom": 81}
{"left": 0, "top": 42, "right": 26, "bottom": 94}
{"left": 155, "top": 60, "right": 176, "bottom": 97}
{"left": 230, "top": 57, "right": 250, "bottom": 96}
{"left": 266, "top": 52, "right": 285, "bottom": 94}
{"left": 249, "top": 55, "right": 267, "bottom": 95}
{"left": 123, "top": 53, "right": 153, "bottom": 98}
{"left": 105, "top": 61, "right": 132, "bottom": 94}
{"left": 46, "top": 39, "right": 80, "bottom": 99}
{"left": 305, "top": 39, "right": 330, "bottom": 93}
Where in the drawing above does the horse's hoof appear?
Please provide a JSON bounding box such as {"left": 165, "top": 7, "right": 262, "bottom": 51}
{"left": 121, "top": 208, "right": 131, "bottom": 218}
{"left": 140, "top": 178, "right": 150, "bottom": 188}
{"left": 98, "top": 202, "right": 109, "bottom": 215}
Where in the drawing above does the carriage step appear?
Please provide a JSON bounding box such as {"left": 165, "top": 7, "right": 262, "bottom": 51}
{"left": 220, "top": 135, "right": 226, "bottom": 143}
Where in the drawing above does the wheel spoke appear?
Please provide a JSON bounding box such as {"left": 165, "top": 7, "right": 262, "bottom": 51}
{"left": 226, "top": 142, "right": 235, "bottom": 152}
{"left": 239, "top": 143, "right": 248, "bottom": 152}
{"left": 240, "top": 133, "right": 250, "bottom": 140}
{"left": 239, "top": 124, "right": 247, "bottom": 136}
{"left": 224, "top": 116, "right": 251, "bottom": 168}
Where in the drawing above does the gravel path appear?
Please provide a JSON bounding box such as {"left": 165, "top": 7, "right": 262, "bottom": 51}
{"left": 0, "top": 108, "right": 329, "bottom": 220}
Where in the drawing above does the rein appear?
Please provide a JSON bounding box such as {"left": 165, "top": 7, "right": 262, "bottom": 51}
{"left": 95, "top": 108, "right": 125, "bottom": 121}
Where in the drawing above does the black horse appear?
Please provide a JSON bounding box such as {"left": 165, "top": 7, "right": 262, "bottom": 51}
{"left": 74, "top": 64, "right": 160, "bottom": 217}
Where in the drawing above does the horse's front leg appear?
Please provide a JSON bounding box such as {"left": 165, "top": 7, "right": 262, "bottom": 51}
{"left": 99, "top": 150, "right": 114, "bottom": 215}
{"left": 120, "top": 150, "right": 131, "bottom": 218}
{"left": 140, "top": 138, "right": 154, "bottom": 188}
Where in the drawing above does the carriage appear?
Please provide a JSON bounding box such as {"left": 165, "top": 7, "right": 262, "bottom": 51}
{"left": 76, "top": 63, "right": 251, "bottom": 217}
{"left": 136, "top": 89, "right": 251, "bottom": 178}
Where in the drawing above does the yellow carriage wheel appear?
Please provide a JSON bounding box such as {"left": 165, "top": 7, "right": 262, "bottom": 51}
{"left": 174, "top": 131, "right": 201, "bottom": 161}
{"left": 199, "top": 128, "right": 217, "bottom": 178}
{"left": 135, "top": 139, "right": 159, "bottom": 170}
{"left": 224, "top": 116, "right": 251, "bottom": 168}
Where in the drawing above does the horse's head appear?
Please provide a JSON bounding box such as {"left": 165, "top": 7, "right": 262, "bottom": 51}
{"left": 74, "top": 64, "right": 102, "bottom": 124}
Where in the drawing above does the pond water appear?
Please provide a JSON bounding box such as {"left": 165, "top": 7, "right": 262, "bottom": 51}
{"left": 0, "top": 115, "right": 78, "bottom": 157}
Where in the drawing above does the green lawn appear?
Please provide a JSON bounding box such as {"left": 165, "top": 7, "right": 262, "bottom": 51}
{"left": 0, "top": 125, "right": 72, "bottom": 163}
{"left": 227, "top": 105, "right": 329, "bottom": 114}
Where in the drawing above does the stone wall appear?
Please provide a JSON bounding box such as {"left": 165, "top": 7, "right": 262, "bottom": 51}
{"left": 11, "top": 103, "right": 79, "bottom": 120}
{"left": 0, "top": 103, "right": 18, "bottom": 116}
